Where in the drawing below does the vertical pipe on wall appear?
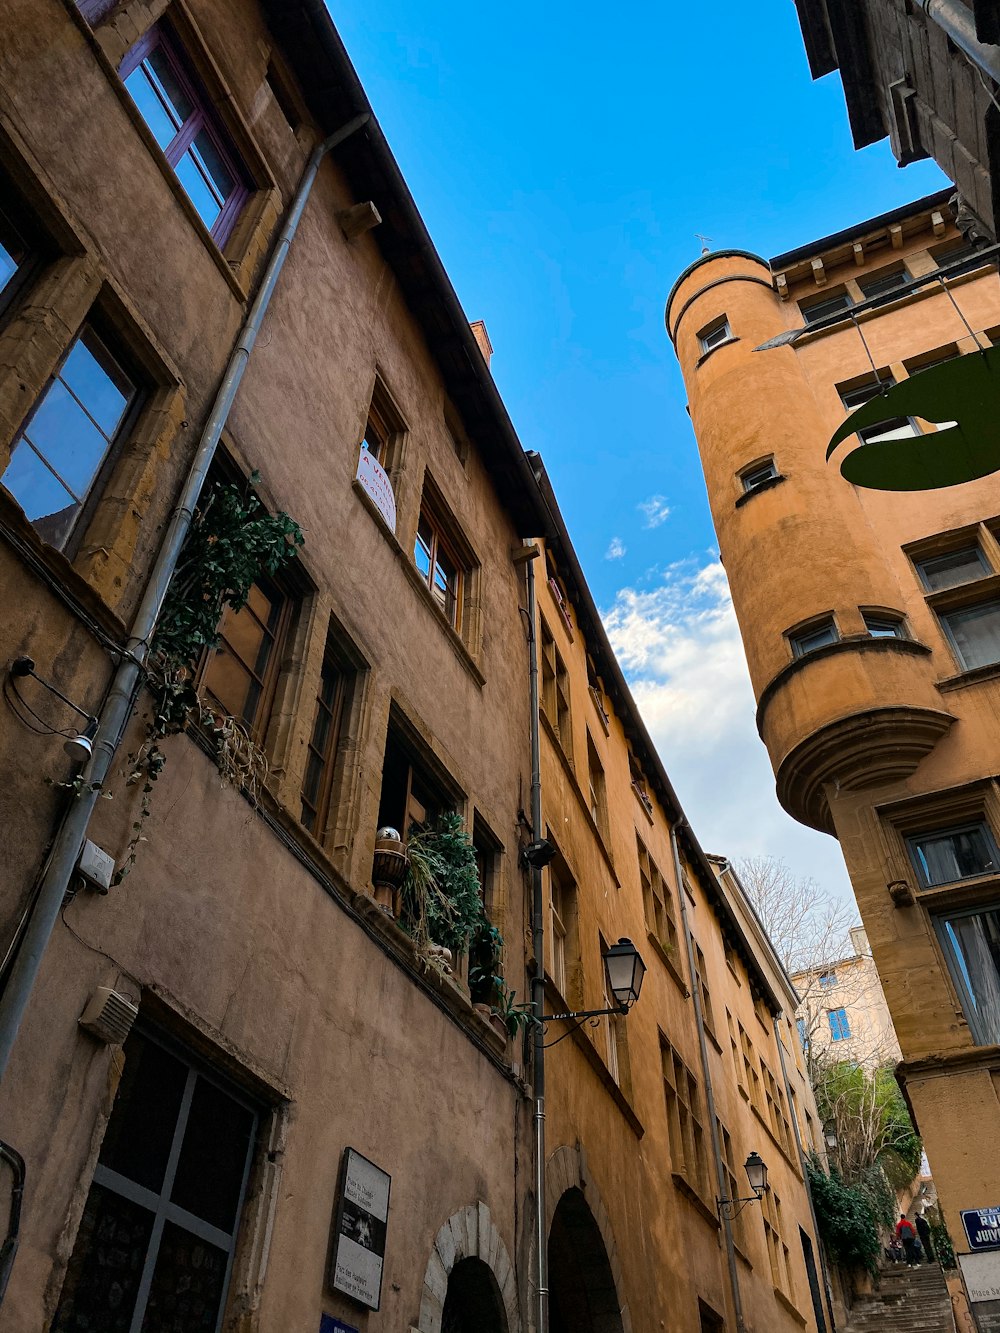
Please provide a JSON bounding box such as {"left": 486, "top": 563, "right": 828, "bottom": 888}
{"left": 0, "top": 112, "right": 370, "bottom": 1089}
{"left": 671, "top": 821, "right": 745, "bottom": 1333}
{"left": 525, "top": 549, "right": 549, "bottom": 1333}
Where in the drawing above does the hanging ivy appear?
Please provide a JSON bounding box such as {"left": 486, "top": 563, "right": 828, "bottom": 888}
{"left": 806, "top": 1155, "right": 883, "bottom": 1277}
{"left": 113, "top": 472, "right": 303, "bottom": 884}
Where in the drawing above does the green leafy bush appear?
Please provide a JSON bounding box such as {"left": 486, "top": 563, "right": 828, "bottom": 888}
{"left": 930, "top": 1220, "right": 956, "bottom": 1269}
{"left": 806, "top": 1156, "right": 882, "bottom": 1276}
{"left": 402, "top": 814, "right": 492, "bottom": 956}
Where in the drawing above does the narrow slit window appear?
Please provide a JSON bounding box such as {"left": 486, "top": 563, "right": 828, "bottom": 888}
{"left": 698, "top": 317, "right": 732, "bottom": 354}
{"left": 740, "top": 459, "right": 778, "bottom": 493}
{"left": 300, "top": 652, "right": 348, "bottom": 835}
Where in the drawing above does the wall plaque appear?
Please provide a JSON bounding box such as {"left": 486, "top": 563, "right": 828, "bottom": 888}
{"left": 356, "top": 448, "right": 396, "bottom": 534}
{"left": 328, "top": 1148, "right": 391, "bottom": 1311}
{"left": 963, "top": 1208, "right": 1000, "bottom": 1252}
{"left": 960, "top": 1250, "right": 1000, "bottom": 1303}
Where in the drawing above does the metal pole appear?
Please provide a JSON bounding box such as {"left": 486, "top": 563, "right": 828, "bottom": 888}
{"left": 0, "top": 112, "right": 370, "bottom": 1085}
{"left": 671, "top": 822, "right": 745, "bottom": 1333}
{"left": 914, "top": 0, "right": 1000, "bottom": 83}
{"left": 525, "top": 551, "right": 548, "bottom": 1333}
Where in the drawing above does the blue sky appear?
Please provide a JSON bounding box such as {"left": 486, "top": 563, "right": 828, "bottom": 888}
{"left": 329, "top": 1, "right": 947, "bottom": 901}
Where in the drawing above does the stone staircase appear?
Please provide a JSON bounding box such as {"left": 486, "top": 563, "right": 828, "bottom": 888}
{"left": 843, "top": 1264, "right": 955, "bottom": 1332}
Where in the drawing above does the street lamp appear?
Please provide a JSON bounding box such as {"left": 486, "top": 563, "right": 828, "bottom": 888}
{"left": 718, "top": 1151, "right": 770, "bottom": 1221}
{"left": 823, "top": 1119, "right": 839, "bottom": 1154}
{"left": 543, "top": 938, "right": 647, "bottom": 1025}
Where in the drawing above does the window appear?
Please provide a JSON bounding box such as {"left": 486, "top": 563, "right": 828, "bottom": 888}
{"left": 2, "top": 324, "right": 140, "bottom": 550}
{"left": 936, "top": 905, "right": 1000, "bottom": 1045}
{"left": 414, "top": 504, "right": 465, "bottom": 630}
{"left": 52, "top": 1028, "right": 257, "bottom": 1331}
{"left": 629, "top": 754, "right": 653, "bottom": 815}
{"left": 198, "top": 576, "right": 291, "bottom": 742}
{"left": 796, "top": 1017, "right": 808, "bottom": 1048}
{"left": 469, "top": 817, "right": 501, "bottom": 1003}
{"left": 76, "top": 0, "right": 117, "bottom": 21}
{"left": 377, "top": 714, "right": 455, "bottom": 838}
{"left": 586, "top": 656, "right": 610, "bottom": 733}
{"left": 840, "top": 378, "right": 920, "bottom": 444}
{"left": 547, "top": 858, "right": 579, "bottom": 1003}
{"left": 789, "top": 618, "right": 839, "bottom": 659}
{"left": 828, "top": 1008, "right": 851, "bottom": 1041}
{"left": 915, "top": 545, "right": 991, "bottom": 591}
{"left": 762, "top": 1061, "right": 792, "bottom": 1152}
{"left": 763, "top": 1189, "right": 793, "bottom": 1297}
{"left": 545, "top": 552, "right": 574, "bottom": 638}
{"left": 740, "top": 1022, "right": 763, "bottom": 1112}
{"left": 801, "top": 289, "right": 852, "bottom": 324}
{"left": 908, "top": 821, "right": 998, "bottom": 887}
{"left": 660, "top": 1037, "right": 709, "bottom": 1198}
{"left": 586, "top": 733, "right": 609, "bottom": 841}
{"left": 637, "top": 837, "right": 679, "bottom": 960}
{"left": 864, "top": 613, "right": 906, "bottom": 639}
{"left": 300, "top": 650, "right": 348, "bottom": 836}
{"left": 718, "top": 1120, "right": 746, "bottom": 1246}
{"left": 540, "top": 618, "right": 573, "bottom": 758}
{"left": 818, "top": 971, "right": 837, "bottom": 988}
{"left": 932, "top": 238, "right": 990, "bottom": 272}
{"left": 740, "top": 459, "right": 778, "bottom": 493}
{"left": 0, "top": 177, "right": 41, "bottom": 320}
{"left": 858, "top": 267, "right": 909, "bottom": 300}
{"left": 693, "top": 941, "right": 716, "bottom": 1038}
{"left": 360, "top": 379, "right": 405, "bottom": 474}
{"left": 121, "top": 25, "right": 249, "bottom": 245}
{"left": 727, "top": 1011, "right": 743, "bottom": 1090}
{"left": 698, "top": 317, "right": 732, "bottom": 354}
{"left": 941, "top": 601, "right": 1000, "bottom": 671}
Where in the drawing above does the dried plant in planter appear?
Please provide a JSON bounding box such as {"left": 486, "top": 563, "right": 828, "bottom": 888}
{"left": 113, "top": 473, "right": 303, "bottom": 884}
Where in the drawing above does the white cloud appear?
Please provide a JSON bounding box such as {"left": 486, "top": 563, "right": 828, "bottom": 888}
{"left": 602, "top": 559, "right": 855, "bottom": 904}
{"left": 605, "top": 536, "right": 626, "bottom": 560}
{"left": 637, "top": 494, "right": 671, "bottom": 528}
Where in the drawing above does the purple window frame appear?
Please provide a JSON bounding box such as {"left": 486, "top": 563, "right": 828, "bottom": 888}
{"left": 120, "top": 24, "right": 250, "bottom": 248}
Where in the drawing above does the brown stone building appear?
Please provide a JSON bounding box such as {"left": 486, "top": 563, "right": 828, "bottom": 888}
{"left": 667, "top": 192, "right": 1000, "bottom": 1316}
{"left": 0, "top": 1, "right": 833, "bottom": 1331}
{"left": 792, "top": 0, "right": 1000, "bottom": 239}
{"left": 528, "top": 461, "right": 832, "bottom": 1333}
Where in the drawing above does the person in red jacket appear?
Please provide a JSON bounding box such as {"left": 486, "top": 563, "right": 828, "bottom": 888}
{"left": 896, "top": 1213, "right": 919, "bottom": 1266}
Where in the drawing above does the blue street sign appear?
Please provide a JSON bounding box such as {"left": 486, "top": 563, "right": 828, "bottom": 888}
{"left": 962, "top": 1207, "right": 1000, "bottom": 1252}
{"left": 320, "top": 1317, "right": 359, "bottom": 1333}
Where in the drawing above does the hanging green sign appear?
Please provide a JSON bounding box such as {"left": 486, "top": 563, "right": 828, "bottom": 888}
{"left": 827, "top": 345, "right": 1000, "bottom": 490}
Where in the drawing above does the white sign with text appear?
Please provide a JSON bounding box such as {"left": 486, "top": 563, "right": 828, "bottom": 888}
{"left": 356, "top": 448, "right": 396, "bottom": 534}
{"left": 330, "top": 1148, "right": 391, "bottom": 1311}
{"left": 960, "top": 1250, "right": 1000, "bottom": 1304}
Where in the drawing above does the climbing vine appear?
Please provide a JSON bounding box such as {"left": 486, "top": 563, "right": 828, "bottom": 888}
{"left": 806, "top": 1155, "right": 883, "bottom": 1276}
{"left": 113, "top": 472, "right": 303, "bottom": 884}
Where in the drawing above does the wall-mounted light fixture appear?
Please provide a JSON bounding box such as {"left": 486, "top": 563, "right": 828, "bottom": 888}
{"left": 542, "top": 937, "right": 647, "bottom": 1031}
{"left": 6, "top": 657, "right": 98, "bottom": 763}
{"left": 718, "top": 1151, "right": 770, "bottom": 1221}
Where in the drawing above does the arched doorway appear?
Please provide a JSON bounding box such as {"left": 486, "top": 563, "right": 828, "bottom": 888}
{"left": 441, "top": 1257, "right": 508, "bottom": 1333}
{"left": 548, "top": 1186, "right": 625, "bottom": 1333}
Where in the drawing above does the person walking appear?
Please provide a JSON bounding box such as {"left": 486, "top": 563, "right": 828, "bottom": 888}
{"left": 896, "top": 1213, "right": 919, "bottom": 1266}
{"left": 916, "top": 1212, "right": 936, "bottom": 1263}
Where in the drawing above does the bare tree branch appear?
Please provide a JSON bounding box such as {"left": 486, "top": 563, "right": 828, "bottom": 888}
{"left": 736, "top": 855, "right": 854, "bottom": 974}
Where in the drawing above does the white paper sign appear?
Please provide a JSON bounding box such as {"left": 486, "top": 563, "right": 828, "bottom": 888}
{"left": 960, "top": 1250, "right": 1000, "bottom": 1303}
{"left": 356, "top": 449, "right": 396, "bottom": 534}
{"left": 330, "top": 1148, "right": 391, "bottom": 1311}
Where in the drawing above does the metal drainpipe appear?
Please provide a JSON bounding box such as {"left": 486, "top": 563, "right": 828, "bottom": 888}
{"left": 0, "top": 111, "right": 371, "bottom": 1087}
{"left": 773, "top": 1017, "right": 837, "bottom": 1333}
{"left": 671, "top": 821, "right": 745, "bottom": 1333}
{"left": 525, "top": 550, "right": 548, "bottom": 1333}
{"left": 913, "top": 0, "right": 1000, "bottom": 82}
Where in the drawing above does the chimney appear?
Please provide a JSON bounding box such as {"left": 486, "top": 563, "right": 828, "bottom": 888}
{"left": 469, "top": 320, "right": 493, "bottom": 368}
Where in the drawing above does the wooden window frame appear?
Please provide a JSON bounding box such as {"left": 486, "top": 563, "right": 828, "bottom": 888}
{"left": 414, "top": 502, "right": 466, "bottom": 632}
{"left": 299, "top": 650, "right": 349, "bottom": 837}
{"left": 196, "top": 574, "right": 293, "bottom": 745}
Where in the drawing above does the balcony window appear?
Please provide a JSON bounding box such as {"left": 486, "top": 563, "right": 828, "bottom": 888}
{"left": 698, "top": 317, "right": 732, "bottom": 354}
{"left": 2, "top": 324, "right": 140, "bottom": 550}
{"left": 789, "top": 618, "right": 839, "bottom": 659}
{"left": 840, "top": 379, "right": 920, "bottom": 445}
{"left": 941, "top": 600, "right": 1000, "bottom": 670}
{"left": 740, "top": 459, "right": 778, "bottom": 493}
{"left": 121, "top": 25, "right": 249, "bottom": 245}
{"left": 801, "top": 290, "right": 852, "bottom": 324}
{"left": 915, "top": 545, "right": 990, "bottom": 591}
{"left": 907, "top": 822, "right": 999, "bottom": 888}
{"left": 936, "top": 906, "right": 1000, "bottom": 1045}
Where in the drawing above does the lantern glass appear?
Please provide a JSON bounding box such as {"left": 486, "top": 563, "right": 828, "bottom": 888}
{"left": 744, "top": 1151, "right": 768, "bottom": 1197}
{"left": 823, "top": 1119, "right": 838, "bottom": 1151}
{"left": 602, "top": 938, "right": 646, "bottom": 1011}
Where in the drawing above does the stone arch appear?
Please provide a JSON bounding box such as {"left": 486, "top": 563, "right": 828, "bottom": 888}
{"left": 545, "top": 1143, "right": 631, "bottom": 1333}
{"left": 415, "top": 1201, "right": 519, "bottom": 1333}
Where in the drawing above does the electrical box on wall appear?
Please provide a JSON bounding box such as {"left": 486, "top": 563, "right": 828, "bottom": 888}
{"left": 79, "top": 987, "right": 139, "bottom": 1045}
{"left": 77, "top": 839, "right": 114, "bottom": 894}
